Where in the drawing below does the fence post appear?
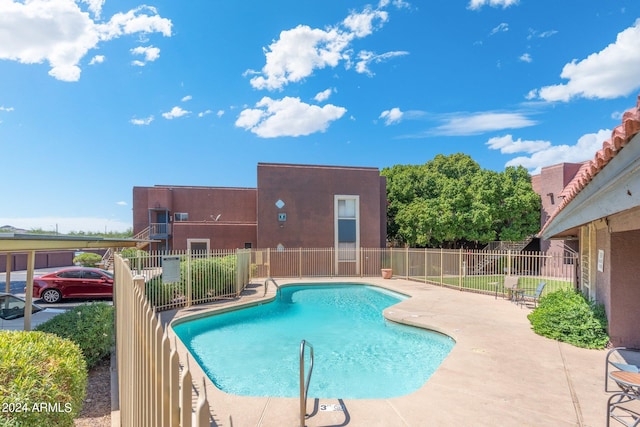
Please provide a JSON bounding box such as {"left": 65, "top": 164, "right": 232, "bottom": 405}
{"left": 424, "top": 248, "right": 427, "bottom": 283}
{"left": 299, "top": 247, "right": 302, "bottom": 279}
{"left": 458, "top": 248, "right": 463, "bottom": 290}
{"left": 405, "top": 247, "right": 409, "bottom": 279}
{"left": 186, "top": 248, "right": 192, "bottom": 308}
{"left": 440, "top": 248, "right": 444, "bottom": 285}
{"left": 507, "top": 249, "right": 512, "bottom": 276}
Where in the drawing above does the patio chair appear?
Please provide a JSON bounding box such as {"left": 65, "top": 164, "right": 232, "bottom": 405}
{"left": 517, "top": 282, "right": 546, "bottom": 308}
{"left": 606, "top": 347, "right": 640, "bottom": 392}
{"left": 503, "top": 276, "right": 520, "bottom": 302}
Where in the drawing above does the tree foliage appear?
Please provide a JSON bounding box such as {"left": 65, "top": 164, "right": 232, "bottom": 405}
{"left": 382, "top": 153, "right": 541, "bottom": 248}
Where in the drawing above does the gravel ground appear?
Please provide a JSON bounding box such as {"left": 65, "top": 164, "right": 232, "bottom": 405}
{"left": 75, "top": 358, "right": 111, "bottom": 427}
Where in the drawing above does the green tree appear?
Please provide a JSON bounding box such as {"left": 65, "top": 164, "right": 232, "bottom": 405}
{"left": 382, "top": 153, "right": 541, "bottom": 248}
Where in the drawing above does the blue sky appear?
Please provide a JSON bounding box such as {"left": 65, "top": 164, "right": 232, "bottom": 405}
{"left": 1, "top": 0, "right": 640, "bottom": 233}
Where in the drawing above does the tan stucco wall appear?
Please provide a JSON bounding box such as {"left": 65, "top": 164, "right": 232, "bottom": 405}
{"left": 608, "top": 228, "right": 640, "bottom": 347}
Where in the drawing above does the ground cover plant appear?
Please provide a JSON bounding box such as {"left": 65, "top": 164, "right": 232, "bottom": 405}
{"left": 35, "top": 303, "right": 114, "bottom": 368}
{"left": 527, "top": 289, "right": 609, "bottom": 349}
{"left": 0, "top": 330, "right": 87, "bottom": 427}
{"left": 421, "top": 275, "right": 572, "bottom": 296}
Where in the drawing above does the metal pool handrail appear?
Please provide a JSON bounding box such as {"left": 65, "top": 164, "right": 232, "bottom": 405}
{"left": 264, "top": 277, "right": 280, "bottom": 297}
{"left": 299, "top": 339, "right": 315, "bottom": 427}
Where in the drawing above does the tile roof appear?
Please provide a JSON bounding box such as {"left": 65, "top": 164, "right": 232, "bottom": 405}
{"left": 540, "top": 94, "right": 640, "bottom": 236}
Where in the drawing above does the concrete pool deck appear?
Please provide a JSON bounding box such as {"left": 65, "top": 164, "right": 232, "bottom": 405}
{"left": 163, "top": 277, "right": 609, "bottom": 426}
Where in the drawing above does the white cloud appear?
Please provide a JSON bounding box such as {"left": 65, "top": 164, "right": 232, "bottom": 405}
{"left": 355, "top": 50, "right": 409, "bottom": 75}
{"left": 0, "top": 106, "right": 14, "bottom": 112}
{"left": 162, "top": 106, "right": 190, "bottom": 119}
{"left": 528, "top": 29, "right": 558, "bottom": 40}
{"left": 116, "top": 201, "right": 128, "bottom": 206}
{"left": 342, "top": 6, "right": 388, "bottom": 38}
{"left": 314, "top": 88, "right": 333, "bottom": 102}
{"left": 198, "top": 109, "right": 213, "bottom": 118}
{"left": 89, "top": 55, "right": 105, "bottom": 65}
{"left": 80, "top": 0, "right": 105, "bottom": 19}
{"left": 0, "top": 2, "right": 172, "bottom": 82}
{"left": 235, "top": 96, "right": 346, "bottom": 138}
{"left": 486, "top": 134, "right": 551, "bottom": 154}
{"left": 130, "top": 45, "right": 160, "bottom": 66}
{"left": 434, "top": 112, "right": 536, "bottom": 136}
{"left": 182, "top": 95, "right": 192, "bottom": 102}
{"left": 379, "top": 107, "right": 403, "bottom": 125}
{"left": 0, "top": 217, "right": 131, "bottom": 234}
{"left": 468, "top": 0, "right": 519, "bottom": 10}
{"left": 130, "top": 115, "right": 154, "bottom": 125}
{"left": 519, "top": 53, "right": 532, "bottom": 63}
{"left": 247, "top": 3, "right": 405, "bottom": 90}
{"left": 490, "top": 23, "right": 509, "bottom": 36}
{"left": 248, "top": 24, "right": 352, "bottom": 90}
{"left": 216, "top": 110, "right": 225, "bottom": 117}
{"left": 531, "top": 19, "right": 640, "bottom": 102}
{"left": 497, "top": 129, "right": 611, "bottom": 174}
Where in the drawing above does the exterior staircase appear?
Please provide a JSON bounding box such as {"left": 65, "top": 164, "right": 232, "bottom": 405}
{"left": 472, "top": 237, "right": 534, "bottom": 274}
{"left": 100, "top": 227, "right": 150, "bottom": 270}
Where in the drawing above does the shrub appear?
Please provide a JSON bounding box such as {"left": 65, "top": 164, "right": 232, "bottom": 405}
{"left": 0, "top": 330, "right": 87, "bottom": 427}
{"left": 145, "top": 276, "right": 183, "bottom": 306}
{"left": 72, "top": 252, "right": 102, "bottom": 267}
{"left": 120, "top": 248, "right": 148, "bottom": 270}
{"left": 527, "top": 289, "right": 609, "bottom": 349}
{"left": 35, "top": 303, "right": 114, "bottom": 369}
{"left": 185, "top": 256, "right": 237, "bottom": 301}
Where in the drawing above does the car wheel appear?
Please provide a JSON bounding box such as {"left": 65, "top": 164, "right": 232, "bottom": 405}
{"left": 41, "top": 289, "right": 62, "bottom": 303}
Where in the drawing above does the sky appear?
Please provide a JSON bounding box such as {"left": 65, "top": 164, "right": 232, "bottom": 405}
{"left": 1, "top": 0, "right": 640, "bottom": 233}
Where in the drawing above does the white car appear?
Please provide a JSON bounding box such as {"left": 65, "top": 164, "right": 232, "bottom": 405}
{"left": 0, "top": 293, "right": 65, "bottom": 330}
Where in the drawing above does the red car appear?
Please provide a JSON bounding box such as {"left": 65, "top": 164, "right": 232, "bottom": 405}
{"left": 32, "top": 267, "right": 114, "bottom": 303}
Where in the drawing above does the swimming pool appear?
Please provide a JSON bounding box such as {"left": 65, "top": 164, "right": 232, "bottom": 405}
{"left": 173, "top": 284, "right": 454, "bottom": 399}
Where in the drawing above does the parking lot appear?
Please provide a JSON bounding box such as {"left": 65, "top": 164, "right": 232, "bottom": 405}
{"left": 1, "top": 266, "right": 113, "bottom": 312}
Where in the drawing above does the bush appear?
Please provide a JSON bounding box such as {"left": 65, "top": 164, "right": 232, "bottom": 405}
{"left": 145, "top": 276, "right": 182, "bottom": 307}
{"left": 0, "top": 330, "right": 87, "bottom": 427}
{"left": 527, "top": 289, "right": 609, "bottom": 349}
{"left": 185, "top": 256, "right": 237, "bottom": 301}
{"left": 120, "top": 248, "right": 148, "bottom": 270}
{"left": 72, "top": 252, "right": 102, "bottom": 267}
{"left": 35, "top": 303, "right": 114, "bottom": 369}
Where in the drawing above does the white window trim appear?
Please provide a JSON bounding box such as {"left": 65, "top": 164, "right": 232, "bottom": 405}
{"left": 187, "top": 238, "right": 210, "bottom": 253}
{"left": 334, "top": 195, "right": 360, "bottom": 272}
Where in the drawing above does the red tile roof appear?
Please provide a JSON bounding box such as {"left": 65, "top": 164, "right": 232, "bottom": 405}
{"left": 540, "top": 94, "right": 640, "bottom": 236}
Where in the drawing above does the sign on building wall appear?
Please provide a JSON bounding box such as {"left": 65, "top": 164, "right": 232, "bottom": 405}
{"left": 597, "top": 249, "right": 605, "bottom": 272}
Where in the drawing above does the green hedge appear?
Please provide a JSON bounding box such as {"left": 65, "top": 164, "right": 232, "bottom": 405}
{"left": 72, "top": 252, "right": 102, "bottom": 267}
{"left": 120, "top": 248, "right": 148, "bottom": 270}
{"left": 0, "top": 330, "right": 87, "bottom": 427}
{"left": 145, "top": 255, "right": 237, "bottom": 306}
{"left": 527, "top": 289, "right": 609, "bottom": 349}
{"left": 35, "top": 303, "right": 114, "bottom": 369}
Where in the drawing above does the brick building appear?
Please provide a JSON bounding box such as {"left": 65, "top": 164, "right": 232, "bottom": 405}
{"left": 132, "top": 163, "right": 387, "bottom": 253}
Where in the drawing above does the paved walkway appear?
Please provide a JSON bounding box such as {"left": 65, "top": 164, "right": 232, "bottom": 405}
{"left": 165, "top": 277, "right": 609, "bottom": 427}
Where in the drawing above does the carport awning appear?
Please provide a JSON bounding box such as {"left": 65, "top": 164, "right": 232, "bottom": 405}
{"left": 0, "top": 233, "right": 142, "bottom": 252}
{"left": 0, "top": 233, "right": 150, "bottom": 331}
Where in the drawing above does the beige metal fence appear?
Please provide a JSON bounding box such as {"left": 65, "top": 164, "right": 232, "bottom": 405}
{"left": 122, "top": 248, "right": 252, "bottom": 311}
{"left": 250, "top": 247, "right": 577, "bottom": 298}
{"left": 120, "top": 246, "right": 575, "bottom": 311}
{"left": 114, "top": 254, "right": 212, "bottom": 427}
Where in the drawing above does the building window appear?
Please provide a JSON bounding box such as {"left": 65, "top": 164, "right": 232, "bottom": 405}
{"left": 174, "top": 212, "right": 189, "bottom": 222}
{"left": 187, "top": 239, "right": 209, "bottom": 254}
{"left": 335, "top": 196, "right": 359, "bottom": 264}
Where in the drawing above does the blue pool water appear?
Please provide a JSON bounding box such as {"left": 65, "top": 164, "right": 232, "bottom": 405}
{"left": 173, "top": 284, "right": 454, "bottom": 399}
